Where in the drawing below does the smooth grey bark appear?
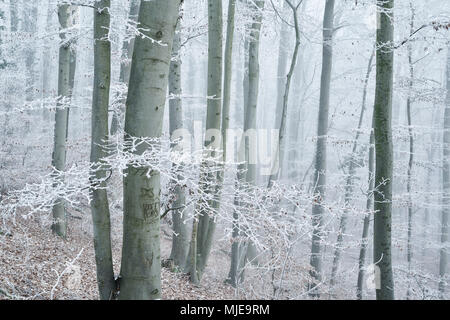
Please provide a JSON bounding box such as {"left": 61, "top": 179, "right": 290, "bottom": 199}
{"left": 188, "top": 0, "right": 223, "bottom": 284}
{"left": 267, "top": 0, "right": 302, "bottom": 187}
{"left": 119, "top": 0, "right": 181, "bottom": 300}
{"left": 439, "top": 44, "right": 450, "bottom": 299}
{"left": 356, "top": 123, "right": 375, "bottom": 299}
{"left": 406, "top": 2, "right": 415, "bottom": 300}
{"left": 219, "top": 0, "right": 243, "bottom": 287}
{"left": 308, "top": 0, "right": 335, "bottom": 297}
{"left": 65, "top": 7, "right": 78, "bottom": 142}
{"left": 69, "top": 30, "right": 77, "bottom": 97}
{"left": 110, "top": 0, "right": 140, "bottom": 135}
{"left": 245, "top": 0, "right": 264, "bottom": 187}
{"left": 373, "top": 0, "right": 395, "bottom": 300}
{"left": 90, "top": 0, "right": 115, "bottom": 300}
{"left": 227, "top": 4, "right": 248, "bottom": 286}
{"left": 51, "top": 4, "right": 72, "bottom": 238}
{"left": 226, "top": 147, "right": 249, "bottom": 287}
{"left": 168, "top": 22, "right": 189, "bottom": 270}
{"left": 221, "top": 0, "right": 236, "bottom": 166}
{"left": 330, "top": 48, "right": 375, "bottom": 288}
{"left": 226, "top": 179, "right": 247, "bottom": 287}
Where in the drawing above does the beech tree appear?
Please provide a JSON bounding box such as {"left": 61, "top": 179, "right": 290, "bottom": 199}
{"left": 0, "top": 0, "right": 449, "bottom": 302}
{"left": 373, "top": 0, "right": 395, "bottom": 300}
{"left": 119, "top": 0, "right": 181, "bottom": 299}
{"left": 308, "top": 0, "right": 335, "bottom": 297}
{"left": 50, "top": 3, "right": 74, "bottom": 238}
{"left": 90, "top": 0, "right": 115, "bottom": 300}
{"left": 168, "top": 20, "right": 189, "bottom": 270}
{"left": 230, "top": 0, "right": 265, "bottom": 284}
{"left": 110, "top": 0, "right": 140, "bottom": 136}
{"left": 267, "top": 0, "right": 303, "bottom": 188}
{"left": 187, "top": 0, "right": 223, "bottom": 284}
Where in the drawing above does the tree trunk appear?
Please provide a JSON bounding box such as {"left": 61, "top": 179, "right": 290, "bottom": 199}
{"left": 187, "top": 0, "right": 223, "bottom": 284}
{"left": 168, "top": 21, "right": 189, "bottom": 270}
{"left": 51, "top": 4, "right": 73, "bottom": 238}
{"left": 226, "top": 164, "right": 247, "bottom": 287}
{"left": 245, "top": 0, "right": 264, "bottom": 187}
{"left": 119, "top": 0, "right": 181, "bottom": 300}
{"left": 439, "top": 43, "right": 450, "bottom": 299}
{"left": 220, "top": 0, "right": 243, "bottom": 287}
{"left": 267, "top": 0, "right": 301, "bottom": 187}
{"left": 308, "top": 0, "right": 335, "bottom": 297}
{"left": 273, "top": 1, "right": 288, "bottom": 133}
{"left": 227, "top": 2, "right": 248, "bottom": 285}
{"left": 66, "top": 7, "right": 78, "bottom": 143}
{"left": 406, "top": 1, "right": 415, "bottom": 300}
{"left": 221, "top": 0, "right": 236, "bottom": 166}
{"left": 119, "top": 0, "right": 140, "bottom": 85}
{"left": 373, "top": 0, "right": 395, "bottom": 300}
{"left": 236, "top": 0, "right": 265, "bottom": 279}
{"left": 90, "top": 0, "right": 115, "bottom": 300}
{"left": 356, "top": 123, "right": 375, "bottom": 299}
{"left": 110, "top": 0, "right": 141, "bottom": 135}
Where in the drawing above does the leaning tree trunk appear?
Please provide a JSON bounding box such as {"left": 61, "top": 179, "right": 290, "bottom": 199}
{"left": 439, "top": 43, "right": 450, "bottom": 299}
{"left": 168, "top": 21, "right": 189, "bottom": 270}
{"left": 273, "top": 0, "right": 288, "bottom": 134}
{"left": 373, "top": 0, "right": 395, "bottom": 300}
{"left": 187, "top": 0, "right": 223, "bottom": 284}
{"left": 51, "top": 4, "right": 73, "bottom": 238}
{"left": 330, "top": 48, "right": 375, "bottom": 288}
{"left": 110, "top": 0, "right": 140, "bottom": 135}
{"left": 308, "top": 0, "right": 335, "bottom": 297}
{"left": 267, "top": 0, "right": 302, "bottom": 188}
{"left": 90, "top": 0, "right": 115, "bottom": 301}
{"left": 119, "top": 0, "right": 181, "bottom": 300}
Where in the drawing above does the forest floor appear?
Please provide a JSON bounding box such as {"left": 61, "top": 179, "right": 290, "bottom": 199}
{"left": 0, "top": 209, "right": 237, "bottom": 300}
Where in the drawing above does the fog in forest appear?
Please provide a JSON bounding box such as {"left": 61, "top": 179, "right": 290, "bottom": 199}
{"left": 0, "top": 0, "right": 449, "bottom": 301}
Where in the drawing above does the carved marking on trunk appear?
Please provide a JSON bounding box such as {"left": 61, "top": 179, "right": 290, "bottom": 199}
{"left": 143, "top": 202, "right": 159, "bottom": 222}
